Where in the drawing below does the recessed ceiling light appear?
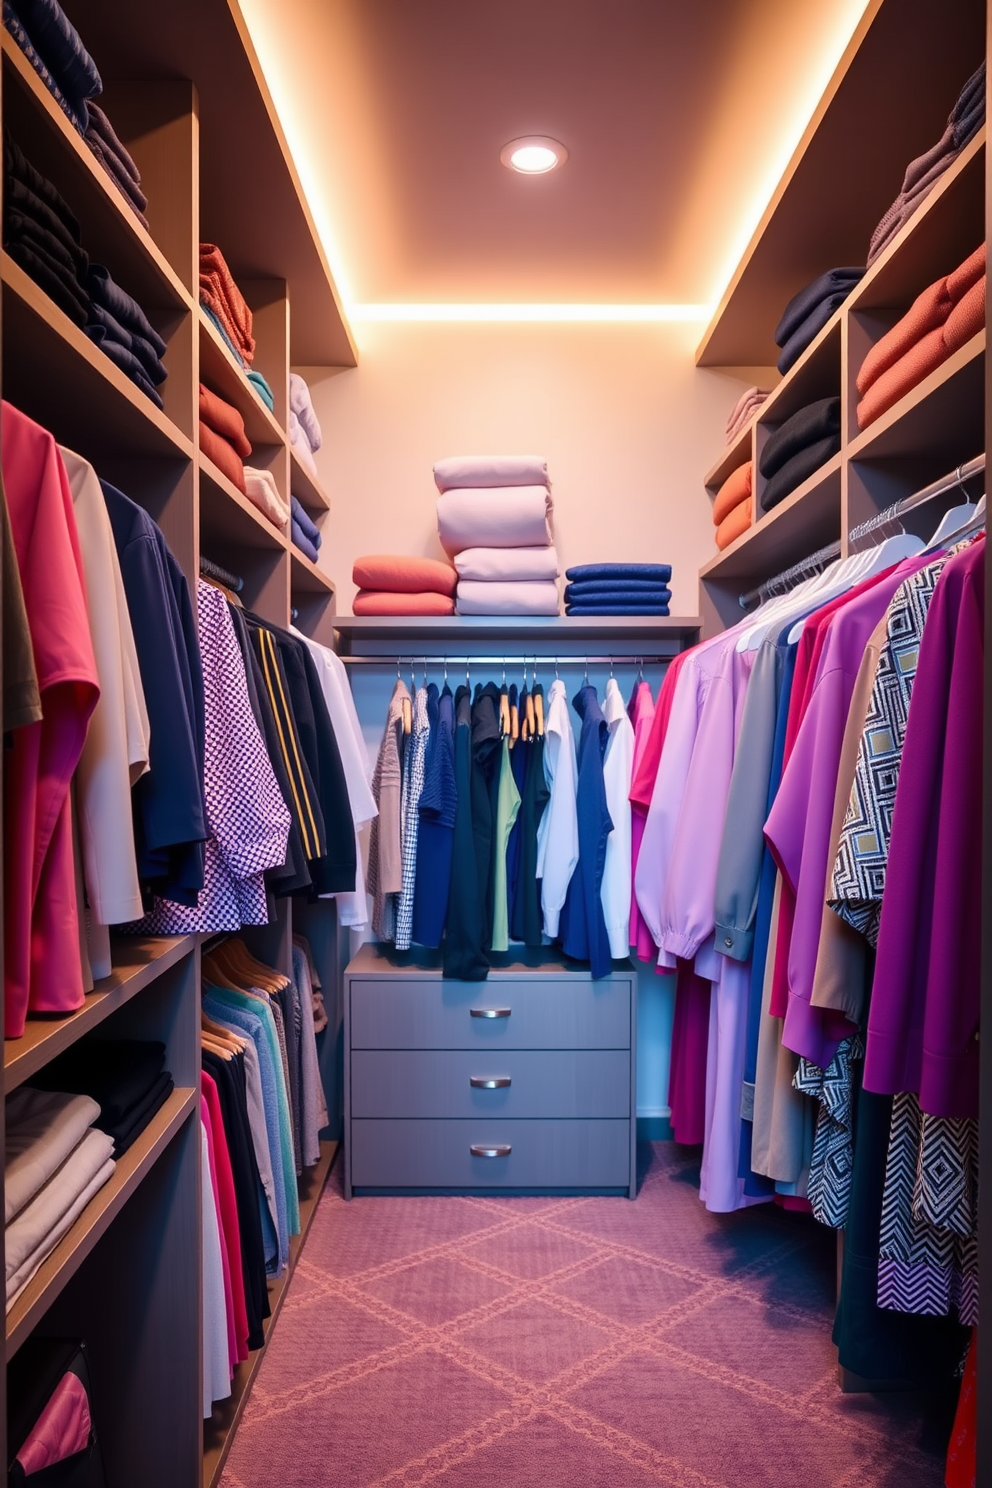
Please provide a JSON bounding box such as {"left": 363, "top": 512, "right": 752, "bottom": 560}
{"left": 500, "top": 136, "right": 567, "bottom": 174}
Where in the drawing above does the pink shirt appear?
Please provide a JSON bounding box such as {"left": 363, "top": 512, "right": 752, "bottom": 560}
{"left": 626, "top": 680, "right": 656, "bottom": 959}
{"left": 2, "top": 404, "right": 99, "bottom": 1037}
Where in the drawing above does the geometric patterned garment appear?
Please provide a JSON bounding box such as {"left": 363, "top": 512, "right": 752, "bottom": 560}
{"left": 129, "top": 582, "right": 291, "bottom": 933}
{"left": 829, "top": 556, "right": 948, "bottom": 945}
{"left": 793, "top": 1034, "right": 863, "bottom": 1229}
{"left": 877, "top": 1092, "right": 979, "bottom": 1327}
{"left": 395, "top": 686, "right": 430, "bottom": 951}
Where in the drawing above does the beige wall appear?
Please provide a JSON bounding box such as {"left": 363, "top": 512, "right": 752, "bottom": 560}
{"left": 300, "top": 318, "right": 762, "bottom": 616}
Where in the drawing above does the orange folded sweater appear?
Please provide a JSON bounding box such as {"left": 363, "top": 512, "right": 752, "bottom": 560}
{"left": 942, "top": 274, "right": 985, "bottom": 356}
{"left": 856, "top": 326, "right": 949, "bottom": 430}
{"left": 352, "top": 590, "right": 455, "bottom": 616}
{"left": 712, "top": 461, "right": 752, "bottom": 526}
{"left": 715, "top": 498, "right": 752, "bottom": 551}
{"left": 199, "top": 383, "right": 252, "bottom": 458}
{"left": 856, "top": 278, "right": 953, "bottom": 396}
{"left": 947, "top": 242, "right": 985, "bottom": 302}
{"left": 352, "top": 554, "right": 457, "bottom": 596}
{"left": 199, "top": 421, "right": 246, "bottom": 493}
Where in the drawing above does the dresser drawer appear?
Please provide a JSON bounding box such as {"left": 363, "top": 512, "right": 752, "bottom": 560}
{"left": 349, "top": 977, "right": 630, "bottom": 1050}
{"left": 350, "top": 1118, "right": 631, "bottom": 1190}
{"left": 351, "top": 1049, "right": 630, "bottom": 1119}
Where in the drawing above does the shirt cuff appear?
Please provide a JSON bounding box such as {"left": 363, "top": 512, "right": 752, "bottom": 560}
{"left": 714, "top": 920, "right": 753, "bottom": 961}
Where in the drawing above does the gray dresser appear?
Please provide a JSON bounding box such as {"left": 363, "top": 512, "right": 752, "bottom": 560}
{"left": 343, "top": 944, "right": 637, "bottom": 1198}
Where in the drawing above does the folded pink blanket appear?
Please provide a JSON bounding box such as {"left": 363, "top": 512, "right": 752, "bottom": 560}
{"left": 454, "top": 545, "right": 560, "bottom": 582}
{"left": 352, "top": 554, "right": 457, "bottom": 596}
{"left": 455, "top": 580, "right": 560, "bottom": 616}
{"left": 353, "top": 590, "right": 454, "bottom": 616}
{"left": 437, "top": 486, "right": 554, "bottom": 556}
{"left": 433, "top": 456, "right": 549, "bottom": 492}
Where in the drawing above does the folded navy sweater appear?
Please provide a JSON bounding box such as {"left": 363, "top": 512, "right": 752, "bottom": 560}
{"left": 565, "top": 562, "right": 672, "bottom": 584}
{"left": 290, "top": 495, "right": 321, "bottom": 549}
{"left": 566, "top": 602, "right": 671, "bottom": 616}
{"left": 774, "top": 268, "right": 864, "bottom": 348}
{"left": 759, "top": 397, "right": 841, "bottom": 481}
{"left": 565, "top": 581, "right": 671, "bottom": 604}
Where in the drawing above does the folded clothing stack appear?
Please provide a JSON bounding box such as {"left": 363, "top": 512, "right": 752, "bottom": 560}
{"left": 856, "top": 242, "right": 986, "bottom": 430}
{"left": 712, "top": 461, "right": 753, "bottom": 550}
{"left": 726, "top": 386, "right": 769, "bottom": 444}
{"left": 774, "top": 267, "right": 865, "bottom": 375}
{"left": 351, "top": 554, "right": 457, "bottom": 615}
{"left": 199, "top": 382, "right": 252, "bottom": 492}
{"left": 868, "top": 62, "right": 985, "bottom": 267}
{"left": 3, "top": 138, "right": 167, "bottom": 406}
{"left": 84, "top": 102, "right": 148, "bottom": 230}
{"left": 5, "top": 1086, "right": 115, "bottom": 1312}
{"left": 564, "top": 563, "right": 672, "bottom": 616}
{"left": 291, "top": 496, "right": 322, "bottom": 562}
{"left": 244, "top": 466, "right": 289, "bottom": 531}
{"left": 31, "top": 1040, "right": 174, "bottom": 1158}
{"left": 290, "top": 372, "right": 322, "bottom": 476}
{"left": 3, "top": 0, "right": 102, "bottom": 135}
{"left": 758, "top": 397, "right": 841, "bottom": 513}
{"left": 199, "top": 243, "right": 275, "bottom": 411}
{"left": 434, "top": 455, "right": 559, "bottom": 615}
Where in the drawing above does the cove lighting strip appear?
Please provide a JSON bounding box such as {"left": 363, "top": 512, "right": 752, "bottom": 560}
{"left": 350, "top": 302, "right": 712, "bottom": 324}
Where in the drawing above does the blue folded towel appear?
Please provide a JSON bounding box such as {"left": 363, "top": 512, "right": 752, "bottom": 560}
{"left": 565, "top": 580, "right": 671, "bottom": 602}
{"left": 291, "top": 518, "right": 319, "bottom": 564}
{"left": 86, "top": 325, "right": 163, "bottom": 409}
{"left": 87, "top": 300, "right": 166, "bottom": 384}
{"left": 6, "top": 0, "right": 102, "bottom": 126}
{"left": 247, "top": 369, "right": 274, "bottom": 410}
{"left": 774, "top": 267, "right": 864, "bottom": 349}
{"left": 565, "top": 562, "right": 672, "bottom": 584}
{"left": 566, "top": 602, "right": 671, "bottom": 616}
{"left": 777, "top": 290, "right": 852, "bottom": 374}
{"left": 88, "top": 265, "right": 166, "bottom": 356}
{"left": 2, "top": 0, "right": 88, "bottom": 132}
{"left": 290, "top": 496, "right": 321, "bottom": 549}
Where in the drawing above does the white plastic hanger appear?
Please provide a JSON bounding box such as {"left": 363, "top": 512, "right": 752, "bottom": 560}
{"left": 785, "top": 527, "right": 924, "bottom": 643}
{"left": 927, "top": 499, "right": 977, "bottom": 549}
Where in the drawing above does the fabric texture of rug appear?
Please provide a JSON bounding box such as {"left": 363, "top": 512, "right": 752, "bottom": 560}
{"left": 220, "top": 1142, "right": 954, "bottom": 1488}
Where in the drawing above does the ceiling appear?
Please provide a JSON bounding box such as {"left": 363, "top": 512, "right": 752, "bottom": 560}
{"left": 239, "top": 0, "right": 871, "bottom": 313}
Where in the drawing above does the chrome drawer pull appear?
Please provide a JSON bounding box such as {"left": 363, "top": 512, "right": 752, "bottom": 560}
{"left": 470, "top": 1143, "right": 511, "bottom": 1158}
{"left": 470, "top": 1007, "right": 511, "bottom": 1019}
{"left": 470, "top": 1076, "right": 511, "bottom": 1089}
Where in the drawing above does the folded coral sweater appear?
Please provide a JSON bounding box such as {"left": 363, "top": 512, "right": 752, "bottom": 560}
{"left": 857, "top": 278, "right": 954, "bottom": 394}
{"left": 943, "top": 274, "right": 985, "bottom": 356}
{"left": 353, "top": 554, "right": 457, "bottom": 596}
{"left": 856, "top": 326, "right": 949, "bottom": 430}
{"left": 713, "top": 461, "right": 752, "bottom": 526}
{"left": 716, "top": 497, "right": 752, "bottom": 550}
{"left": 353, "top": 589, "right": 454, "bottom": 616}
{"left": 199, "top": 421, "right": 246, "bottom": 493}
{"left": 199, "top": 243, "right": 255, "bottom": 363}
{"left": 199, "top": 383, "right": 251, "bottom": 457}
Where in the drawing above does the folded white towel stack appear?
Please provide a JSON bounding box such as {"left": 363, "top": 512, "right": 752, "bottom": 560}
{"left": 433, "top": 456, "right": 560, "bottom": 616}
{"left": 289, "top": 373, "right": 322, "bottom": 479}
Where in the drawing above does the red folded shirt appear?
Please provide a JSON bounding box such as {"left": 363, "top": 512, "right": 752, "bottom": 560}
{"left": 712, "top": 461, "right": 752, "bottom": 526}
{"left": 199, "top": 421, "right": 246, "bottom": 493}
{"left": 199, "top": 243, "right": 255, "bottom": 363}
{"left": 352, "top": 589, "right": 455, "bottom": 616}
{"left": 352, "top": 554, "right": 457, "bottom": 596}
{"left": 199, "top": 384, "right": 251, "bottom": 458}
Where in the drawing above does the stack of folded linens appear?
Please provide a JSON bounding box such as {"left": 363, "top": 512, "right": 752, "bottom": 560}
{"left": 726, "top": 387, "right": 769, "bottom": 444}
{"left": 244, "top": 466, "right": 288, "bottom": 531}
{"left": 85, "top": 263, "right": 168, "bottom": 407}
{"left": 712, "top": 461, "right": 753, "bottom": 550}
{"left": 3, "top": 135, "right": 89, "bottom": 326}
{"left": 352, "top": 554, "right": 457, "bottom": 615}
{"left": 3, "top": 0, "right": 102, "bottom": 136}
{"left": 435, "top": 455, "right": 559, "bottom": 615}
{"left": 199, "top": 383, "right": 252, "bottom": 492}
{"left": 564, "top": 563, "right": 672, "bottom": 616}
{"left": 291, "top": 496, "right": 322, "bottom": 562}
{"left": 31, "top": 1040, "right": 173, "bottom": 1159}
{"left": 774, "top": 267, "right": 864, "bottom": 375}
{"left": 198, "top": 243, "right": 275, "bottom": 411}
{"left": 5, "top": 1086, "right": 115, "bottom": 1312}
{"left": 290, "top": 372, "right": 322, "bottom": 475}
{"left": 84, "top": 103, "right": 148, "bottom": 229}
{"left": 868, "top": 62, "right": 985, "bottom": 267}
{"left": 856, "top": 242, "right": 985, "bottom": 430}
{"left": 758, "top": 397, "right": 841, "bottom": 513}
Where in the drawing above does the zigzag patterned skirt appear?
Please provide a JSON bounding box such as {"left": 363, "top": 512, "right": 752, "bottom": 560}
{"left": 877, "top": 1092, "right": 978, "bottom": 1326}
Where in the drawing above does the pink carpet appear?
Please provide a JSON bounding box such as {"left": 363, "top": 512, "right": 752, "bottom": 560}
{"left": 220, "top": 1144, "right": 952, "bottom": 1488}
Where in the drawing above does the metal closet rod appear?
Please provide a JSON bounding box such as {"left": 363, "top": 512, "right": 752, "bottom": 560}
{"left": 738, "top": 452, "right": 986, "bottom": 610}
{"left": 337, "top": 654, "right": 673, "bottom": 667}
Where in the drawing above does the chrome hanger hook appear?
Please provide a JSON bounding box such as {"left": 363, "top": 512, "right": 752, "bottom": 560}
{"left": 443, "top": 656, "right": 448, "bottom": 685}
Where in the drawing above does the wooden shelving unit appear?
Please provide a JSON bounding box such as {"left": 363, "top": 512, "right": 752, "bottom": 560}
{"left": 1, "top": 0, "right": 351, "bottom": 1480}
{"left": 333, "top": 614, "right": 702, "bottom": 654}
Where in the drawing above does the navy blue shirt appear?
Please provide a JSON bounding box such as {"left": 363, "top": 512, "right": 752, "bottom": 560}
{"left": 414, "top": 684, "right": 457, "bottom": 948}
{"left": 560, "top": 685, "right": 613, "bottom": 978}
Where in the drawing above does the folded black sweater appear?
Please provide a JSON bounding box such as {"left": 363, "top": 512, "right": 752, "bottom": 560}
{"left": 760, "top": 397, "right": 841, "bottom": 480}
{"left": 760, "top": 434, "right": 841, "bottom": 514}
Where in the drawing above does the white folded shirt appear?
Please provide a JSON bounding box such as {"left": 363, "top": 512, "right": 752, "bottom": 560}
{"left": 455, "top": 580, "right": 560, "bottom": 616}
{"left": 243, "top": 466, "right": 289, "bottom": 529}
{"left": 433, "top": 455, "right": 548, "bottom": 492}
{"left": 454, "top": 546, "right": 560, "bottom": 582}
{"left": 6, "top": 1157, "right": 116, "bottom": 1310}
{"left": 5, "top": 1089, "right": 101, "bottom": 1226}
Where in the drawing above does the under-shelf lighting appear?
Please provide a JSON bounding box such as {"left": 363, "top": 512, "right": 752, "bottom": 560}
{"left": 501, "top": 136, "right": 568, "bottom": 174}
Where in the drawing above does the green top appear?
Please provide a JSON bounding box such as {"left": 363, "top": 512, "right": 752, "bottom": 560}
{"left": 490, "top": 736, "right": 522, "bottom": 953}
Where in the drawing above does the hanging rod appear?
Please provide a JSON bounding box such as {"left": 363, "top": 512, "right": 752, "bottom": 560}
{"left": 738, "top": 452, "right": 986, "bottom": 611}
{"left": 337, "top": 654, "right": 674, "bottom": 667}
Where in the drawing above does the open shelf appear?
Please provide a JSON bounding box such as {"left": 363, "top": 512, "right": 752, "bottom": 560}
{"left": 199, "top": 455, "right": 288, "bottom": 552}
{"left": 701, "top": 452, "right": 842, "bottom": 585}
{"left": 1, "top": 32, "right": 193, "bottom": 318}
{"left": 199, "top": 309, "right": 287, "bottom": 449}
{"left": 847, "top": 331, "right": 985, "bottom": 465}
{"left": 6, "top": 1088, "right": 198, "bottom": 1360}
{"left": 5, "top": 937, "right": 193, "bottom": 1093}
{"left": 289, "top": 446, "right": 332, "bottom": 512}
{"left": 756, "top": 313, "right": 842, "bottom": 433}
{"left": 202, "top": 1140, "right": 338, "bottom": 1488}
{"left": 290, "top": 544, "right": 335, "bottom": 595}
{"left": 2, "top": 254, "right": 194, "bottom": 461}
{"left": 333, "top": 614, "right": 702, "bottom": 650}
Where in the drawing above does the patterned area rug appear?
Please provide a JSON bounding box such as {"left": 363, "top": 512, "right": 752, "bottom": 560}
{"left": 221, "top": 1143, "right": 952, "bottom": 1488}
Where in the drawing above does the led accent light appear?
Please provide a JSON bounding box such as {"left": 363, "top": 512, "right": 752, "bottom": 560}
{"left": 350, "top": 303, "right": 712, "bottom": 323}
{"left": 501, "top": 136, "right": 567, "bottom": 174}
